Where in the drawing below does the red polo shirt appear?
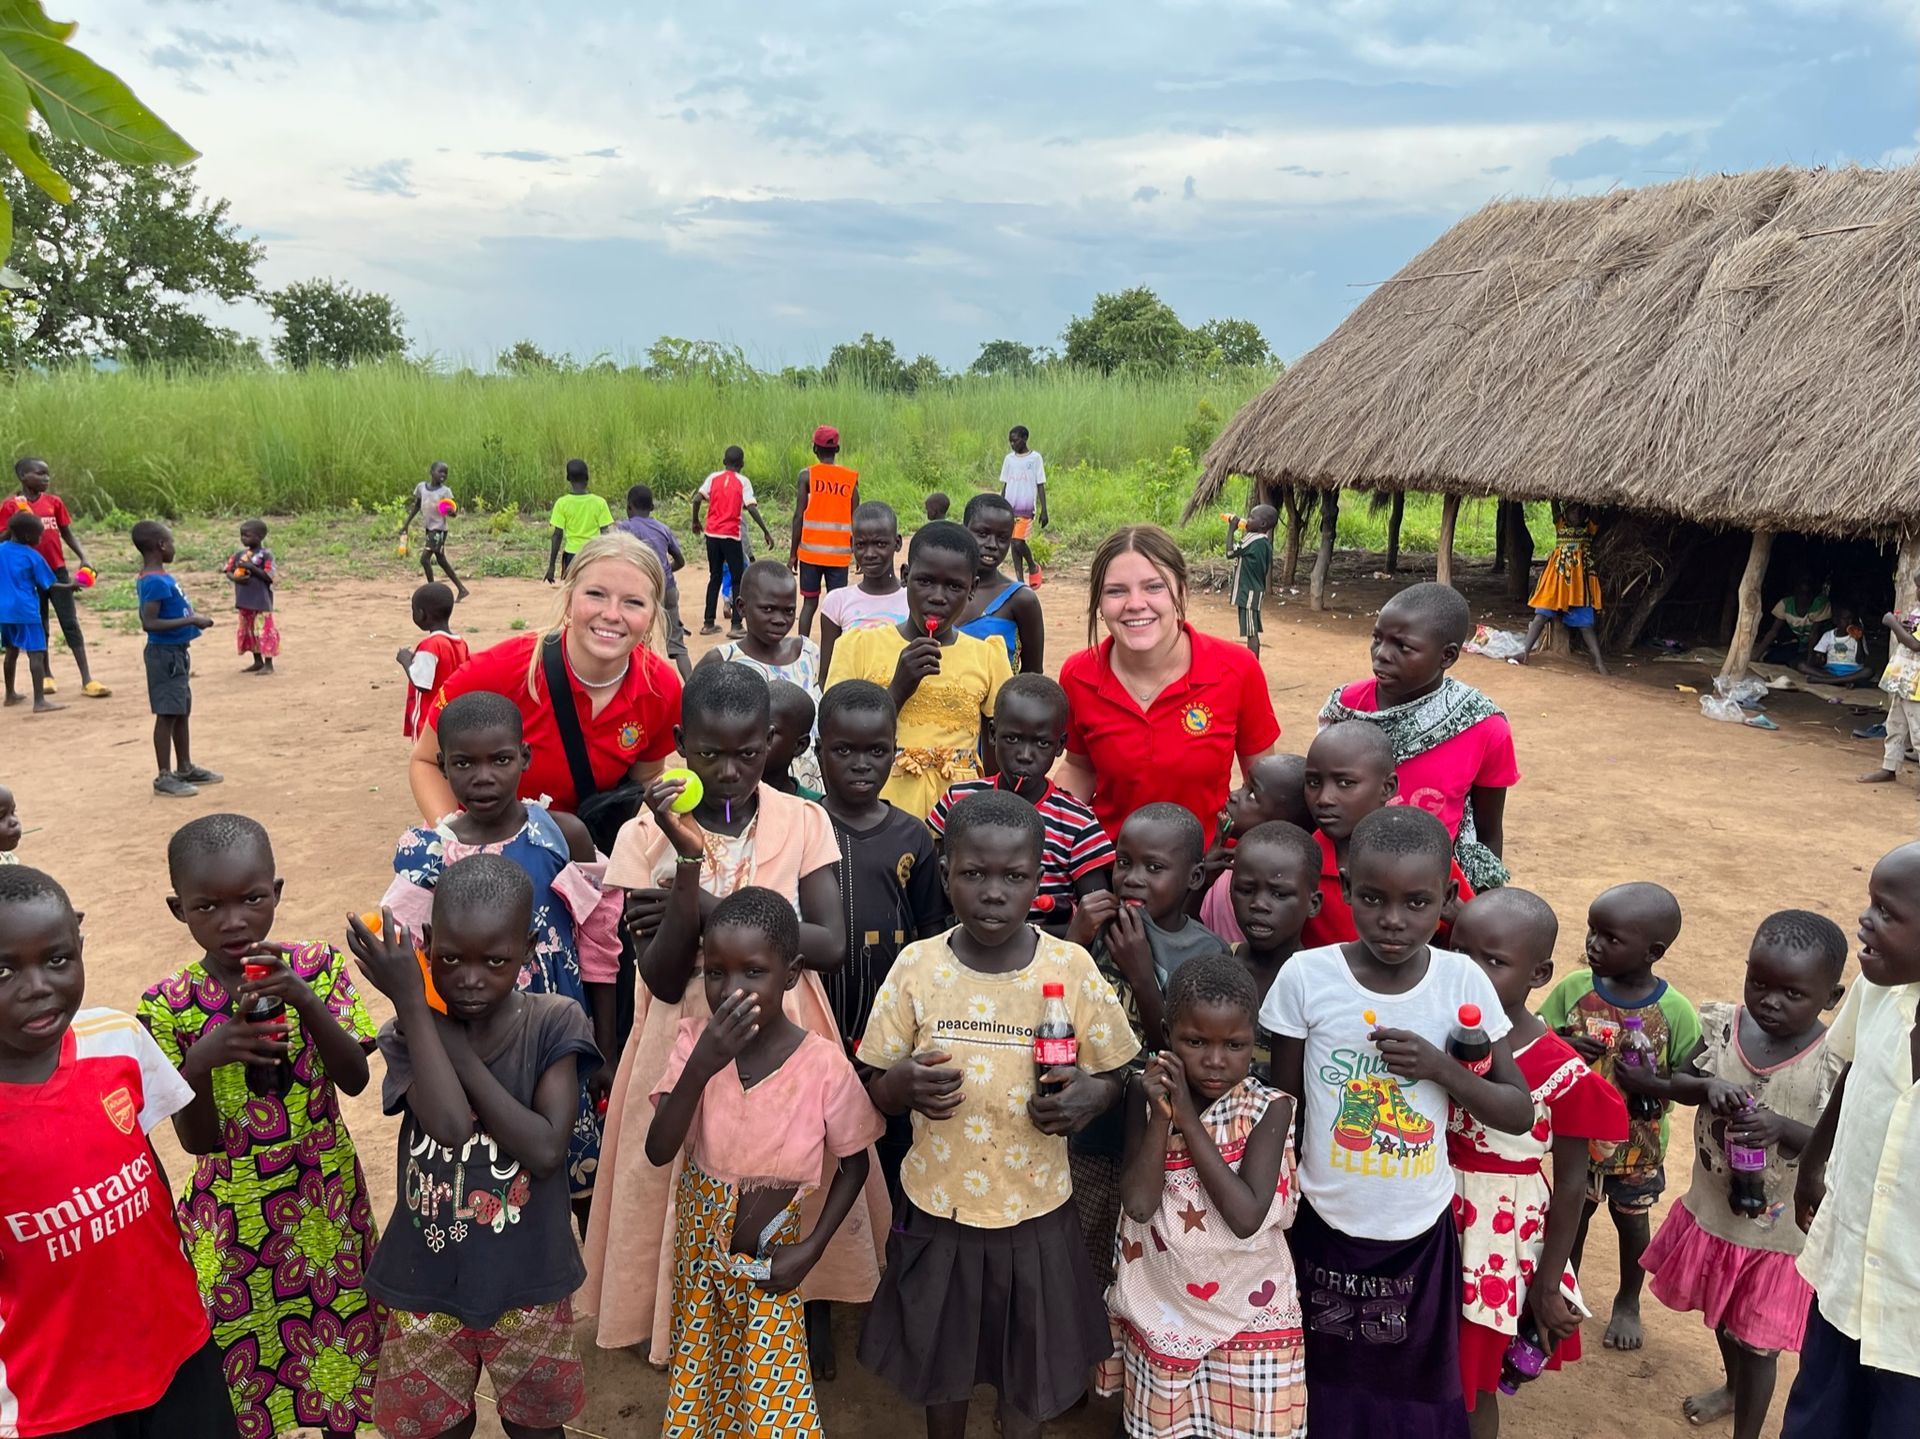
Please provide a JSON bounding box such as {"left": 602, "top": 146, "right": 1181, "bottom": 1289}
{"left": 1299, "top": 830, "right": 1474, "bottom": 948}
{"left": 431, "top": 631, "right": 681, "bottom": 812}
{"left": 1060, "top": 624, "right": 1281, "bottom": 839}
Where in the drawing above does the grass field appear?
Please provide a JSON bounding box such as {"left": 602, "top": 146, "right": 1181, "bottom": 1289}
{"left": 0, "top": 363, "right": 1540, "bottom": 568}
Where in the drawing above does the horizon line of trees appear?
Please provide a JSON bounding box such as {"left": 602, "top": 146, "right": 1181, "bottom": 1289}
{"left": 0, "top": 135, "right": 1281, "bottom": 386}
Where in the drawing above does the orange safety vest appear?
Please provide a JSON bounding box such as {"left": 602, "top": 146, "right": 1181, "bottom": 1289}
{"left": 797, "top": 463, "right": 858, "bottom": 568}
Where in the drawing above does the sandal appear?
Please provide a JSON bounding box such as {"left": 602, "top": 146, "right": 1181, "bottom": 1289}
{"left": 82, "top": 680, "right": 111, "bottom": 698}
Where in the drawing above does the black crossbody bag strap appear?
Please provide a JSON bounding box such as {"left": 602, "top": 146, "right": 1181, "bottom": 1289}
{"left": 541, "top": 633, "right": 600, "bottom": 807}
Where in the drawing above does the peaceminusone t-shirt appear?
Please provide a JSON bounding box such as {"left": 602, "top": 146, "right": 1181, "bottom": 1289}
{"left": 1262, "top": 943, "right": 1509, "bottom": 1241}
{"left": 0, "top": 1010, "right": 209, "bottom": 1436}
{"left": 368, "top": 993, "right": 600, "bottom": 1327}
{"left": 858, "top": 927, "right": 1140, "bottom": 1229}
{"left": 550, "top": 492, "right": 615, "bottom": 555}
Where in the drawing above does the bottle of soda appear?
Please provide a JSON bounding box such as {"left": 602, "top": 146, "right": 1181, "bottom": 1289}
{"left": 1034, "top": 981, "right": 1077, "bottom": 1096}
{"left": 1616, "top": 1013, "right": 1664, "bottom": 1121}
{"left": 1497, "top": 1316, "right": 1549, "bottom": 1395}
{"left": 1726, "top": 1099, "right": 1768, "bottom": 1219}
{"left": 242, "top": 960, "right": 294, "bottom": 1099}
{"left": 1447, "top": 1003, "right": 1493, "bottom": 1075}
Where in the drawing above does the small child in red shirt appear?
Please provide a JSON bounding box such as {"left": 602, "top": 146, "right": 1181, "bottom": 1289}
{"left": 396, "top": 581, "right": 468, "bottom": 740}
{"left": 1302, "top": 720, "right": 1473, "bottom": 948}
{"left": 0, "top": 864, "right": 240, "bottom": 1438}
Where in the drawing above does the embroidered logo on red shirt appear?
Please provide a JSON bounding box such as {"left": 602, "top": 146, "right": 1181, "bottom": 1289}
{"left": 617, "top": 721, "right": 642, "bottom": 753}
{"left": 1180, "top": 702, "right": 1216, "bottom": 736}
{"left": 101, "top": 1086, "right": 136, "bottom": 1134}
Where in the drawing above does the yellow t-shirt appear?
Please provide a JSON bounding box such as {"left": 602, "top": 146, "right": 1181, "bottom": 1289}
{"left": 549, "top": 492, "right": 614, "bottom": 554}
{"left": 822, "top": 624, "right": 1012, "bottom": 819}
{"left": 858, "top": 926, "right": 1141, "bottom": 1229}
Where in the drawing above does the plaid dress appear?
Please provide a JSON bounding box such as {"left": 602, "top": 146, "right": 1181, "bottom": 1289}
{"left": 1096, "top": 1078, "right": 1304, "bottom": 1439}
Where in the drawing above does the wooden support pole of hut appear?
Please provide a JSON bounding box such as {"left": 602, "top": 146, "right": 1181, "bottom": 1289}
{"left": 1281, "top": 489, "right": 1304, "bottom": 585}
{"left": 1385, "top": 492, "right": 1406, "bottom": 574}
{"left": 1719, "top": 529, "right": 1775, "bottom": 682}
{"left": 1435, "top": 494, "right": 1461, "bottom": 589}
{"left": 1504, "top": 501, "right": 1535, "bottom": 604}
{"left": 1310, "top": 490, "right": 1340, "bottom": 611}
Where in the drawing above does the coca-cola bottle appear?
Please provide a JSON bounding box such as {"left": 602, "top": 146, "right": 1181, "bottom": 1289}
{"left": 1497, "top": 1316, "right": 1548, "bottom": 1395}
{"left": 1726, "top": 1101, "right": 1768, "bottom": 1219}
{"left": 1033, "top": 981, "right": 1077, "bottom": 1096}
{"left": 1448, "top": 1004, "right": 1493, "bottom": 1075}
{"left": 1615, "top": 1014, "right": 1664, "bottom": 1121}
{"left": 242, "top": 961, "right": 293, "bottom": 1099}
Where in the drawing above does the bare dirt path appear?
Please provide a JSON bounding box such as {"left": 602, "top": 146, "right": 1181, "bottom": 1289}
{"left": 10, "top": 552, "right": 1904, "bottom": 1439}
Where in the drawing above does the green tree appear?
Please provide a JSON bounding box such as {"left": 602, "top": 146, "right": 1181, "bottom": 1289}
{"left": 824, "top": 331, "right": 909, "bottom": 390}
{"left": 644, "top": 335, "right": 755, "bottom": 385}
{"left": 1192, "top": 317, "right": 1274, "bottom": 369}
{"left": 0, "top": 135, "right": 258, "bottom": 363}
{"left": 903, "top": 353, "right": 945, "bottom": 391}
{"left": 497, "top": 338, "right": 565, "bottom": 374}
{"left": 266, "top": 278, "right": 407, "bottom": 370}
{"left": 0, "top": 3, "right": 196, "bottom": 267}
{"left": 1062, "top": 286, "right": 1191, "bottom": 374}
{"left": 969, "top": 338, "right": 1037, "bottom": 377}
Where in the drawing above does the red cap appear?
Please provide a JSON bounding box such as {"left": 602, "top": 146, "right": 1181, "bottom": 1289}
{"left": 244, "top": 962, "right": 273, "bottom": 980}
{"left": 1042, "top": 982, "right": 1065, "bottom": 997}
{"left": 1031, "top": 894, "right": 1057, "bottom": 913}
{"left": 1458, "top": 1003, "right": 1482, "bottom": 1027}
{"left": 812, "top": 424, "right": 840, "bottom": 448}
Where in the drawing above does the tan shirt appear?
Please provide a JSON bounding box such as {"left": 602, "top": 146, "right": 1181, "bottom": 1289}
{"left": 1796, "top": 979, "right": 1920, "bottom": 1376}
{"left": 858, "top": 927, "right": 1140, "bottom": 1228}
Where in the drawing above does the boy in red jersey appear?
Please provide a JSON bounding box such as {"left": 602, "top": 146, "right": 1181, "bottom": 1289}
{"left": 0, "top": 864, "right": 239, "bottom": 1437}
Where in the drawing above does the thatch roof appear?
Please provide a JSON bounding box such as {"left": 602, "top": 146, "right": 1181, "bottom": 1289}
{"left": 1190, "top": 165, "right": 1920, "bottom": 538}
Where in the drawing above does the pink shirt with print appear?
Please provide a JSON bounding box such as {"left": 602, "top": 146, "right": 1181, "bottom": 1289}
{"left": 1330, "top": 679, "right": 1520, "bottom": 838}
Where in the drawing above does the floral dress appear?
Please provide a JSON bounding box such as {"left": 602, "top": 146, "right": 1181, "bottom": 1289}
{"left": 712, "top": 636, "right": 825, "bottom": 793}
{"left": 1446, "top": 1029, "right": 1627, "bottom": 1405}
{"left": 138, "top": 943, "right": 381, "bottom": 1438}
{"left": 382, "top": 804, "right": 615, "bottom": 1200}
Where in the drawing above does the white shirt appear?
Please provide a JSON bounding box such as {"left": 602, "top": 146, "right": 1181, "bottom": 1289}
{"left": 407, "top": 630, "right": 462, "bottom": 691}
{"left": 1814, "top": 628, "right": 1862, "bottom": 666}
{"left": 1262, "top": 943, "right": 1509, "bottom": 1240}
{"left": 415, "top": 481, "right": 454, "bottom": 532}
{"left": 1797, "top": 979, "right": 1920, "bottom": 1376}
{"left": 999, "top": 451, "right": 1045, "bottom": 516}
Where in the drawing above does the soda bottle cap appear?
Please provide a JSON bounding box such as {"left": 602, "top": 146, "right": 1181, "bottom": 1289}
{"left": 1623, "top": 1014, "right": 1646, "bottom": 1029}
{"left": 1042, "top": 982, "right": 1065, "bottom": 997}
{"left": 1458, "top": 1003, "right": 1482, "bottom": 1027}
{"left": 243, "top": 961, "right": 273, "bottom": 980}
{"left": 1031, "top": 893, "right": 1057, "bottom": 913}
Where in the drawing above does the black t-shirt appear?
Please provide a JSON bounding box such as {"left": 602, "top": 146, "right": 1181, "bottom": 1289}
{"left": 823, "top": 805, "right": 946, "bottom": 1048}
{"left": 368, "top": 993, "right": 599, "bottom": 1327}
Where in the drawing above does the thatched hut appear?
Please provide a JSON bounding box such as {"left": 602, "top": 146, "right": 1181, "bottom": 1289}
{"left": 1189, "top": 165, "right": 1920, "bottom": 673}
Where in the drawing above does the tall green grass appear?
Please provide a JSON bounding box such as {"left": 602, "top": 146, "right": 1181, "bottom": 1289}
{"left": 0, "top": 363, "right": 1533, "bottom": 561}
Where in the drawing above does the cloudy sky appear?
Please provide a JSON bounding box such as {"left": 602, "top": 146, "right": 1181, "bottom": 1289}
{"left": 78, "top": 0, "right": 1920, "bottom": 368}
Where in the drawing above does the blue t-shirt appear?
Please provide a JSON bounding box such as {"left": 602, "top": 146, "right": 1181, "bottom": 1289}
{"left": 137, "top": 571, "right": 197, "bottom": 646}
{"left": 0, "top": 544, "right": 54, "bottom": 625}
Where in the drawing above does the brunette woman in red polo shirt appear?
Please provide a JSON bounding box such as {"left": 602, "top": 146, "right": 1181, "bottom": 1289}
{"left": 1057, "top": 524, "right": 1280, "bottom": 840}
{"left": 408, "top": 531, "right": 683, "bottom": 821}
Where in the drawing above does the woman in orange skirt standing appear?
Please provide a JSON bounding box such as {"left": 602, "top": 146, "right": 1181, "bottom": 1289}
{"left": 1519, "top": 503, "right": 1607, "bottom": 674}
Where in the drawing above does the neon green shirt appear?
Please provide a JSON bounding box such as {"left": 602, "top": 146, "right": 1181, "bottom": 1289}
{"left": 549, "top": 492, "right": 614, "bottom": 554}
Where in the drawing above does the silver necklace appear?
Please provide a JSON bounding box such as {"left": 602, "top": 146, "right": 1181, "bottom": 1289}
{"left": 575, "top": 656, "right": 630, "bottom": 690}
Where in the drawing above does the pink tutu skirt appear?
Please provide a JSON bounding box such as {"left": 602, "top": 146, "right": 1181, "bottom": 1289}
{"left": 1641, "top": 1199, "right": 1811, "bottom": 1353}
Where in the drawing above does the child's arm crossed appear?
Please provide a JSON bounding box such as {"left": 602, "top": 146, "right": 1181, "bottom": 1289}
{"left": 1372, "top": 1027, "right": 1533, "bottom": 1134}
{"left": 347, "top": 909, "right": 473, "bottom": 1148}
{"left": 1125, "top": 1056, "right": 1292, "bottom": 1239}
{"left": 439, "top": 1017, "right": 580, "bottom": 1179}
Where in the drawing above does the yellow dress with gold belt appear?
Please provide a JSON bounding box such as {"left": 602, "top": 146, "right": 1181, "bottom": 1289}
{"left": 1528, "top": 519, "right": 1602, "bottom": 613}
{"left": 822, "top": 624, "right": 1012, "bottom": 820}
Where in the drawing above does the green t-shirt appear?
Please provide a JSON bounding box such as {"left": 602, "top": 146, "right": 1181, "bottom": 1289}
{"left": 1231, "top": 532, "right": 1273, "bottom": 605}
{"left": 550, "top": 492, "right": 614, "bottom": 554}
{"left": 1539, "top": 970, "right": 1702, "bottom": 1174}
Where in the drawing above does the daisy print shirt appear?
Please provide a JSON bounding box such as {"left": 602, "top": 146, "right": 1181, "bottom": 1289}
{"left": 859, "top": 926, "right": 1140, "bottom": 1229}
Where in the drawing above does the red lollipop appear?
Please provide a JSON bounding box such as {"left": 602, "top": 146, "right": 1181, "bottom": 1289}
{"left": 1031, "top": 893, "right": 1057, "bottom": 913}
{"left": 925, "top": 615, "right": 939, "bottom": 637}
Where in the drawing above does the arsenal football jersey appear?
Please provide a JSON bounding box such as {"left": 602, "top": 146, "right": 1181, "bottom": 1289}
{"left": 0, "top": 1008, "right": 207, "bottom": 1436}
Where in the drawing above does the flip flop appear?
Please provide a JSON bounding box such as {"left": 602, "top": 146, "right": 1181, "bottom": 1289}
{"left": 82, "top": 680, "right": 110, "bottom": 698}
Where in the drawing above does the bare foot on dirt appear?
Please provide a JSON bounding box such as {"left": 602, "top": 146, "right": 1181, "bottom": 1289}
{"left": 1858, "top": 769, "right": 1897, "bottom": 783}
{"left": 31, "top": 699, "right": 65, "bottom": 713}
{"left": 1681, "top": 1385, "right": 1734, "bottom": 1426}
{"left": 1604, "top": 1299, "right": 1643, "bottom": 1350}
{"left": 2, "top": 693, "right": 21, "bottom": 706}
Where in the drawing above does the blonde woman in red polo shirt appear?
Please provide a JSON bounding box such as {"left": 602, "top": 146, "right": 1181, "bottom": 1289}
{"left": 408, "top": 531, "right": 684, "bottom": 824}
{"left": 1057, "top": 524, "right": 1280, "bottom": 840}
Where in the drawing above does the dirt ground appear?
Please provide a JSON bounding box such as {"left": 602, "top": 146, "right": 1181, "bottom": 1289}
{"left": 10, "top": 548, "right": 1906, "bottom": 1439}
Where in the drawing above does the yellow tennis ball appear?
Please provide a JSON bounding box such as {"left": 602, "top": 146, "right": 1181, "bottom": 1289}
{"left": 662, "top": 766, "right": 703, "bottom": 813}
